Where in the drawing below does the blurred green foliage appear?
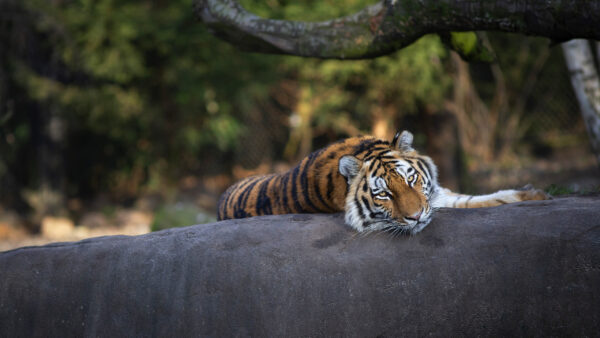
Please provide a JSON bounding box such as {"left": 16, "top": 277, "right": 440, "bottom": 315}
{"left": 151, "top": 203, "right": 215, "bottom": 231}
{"left": 545, "top": 184, "right": 576, "bottom": 196}
{"left": 0, "top": 0, "right": 449, "bottom": 204}
{"left": 2, "top": 0, "right": 279, "bottom": 200}
{"left": 439, "top": 32, "right": 495, "bottom": 63}
{"left": 545, "top": 184, "right": 600, "bottom": 196}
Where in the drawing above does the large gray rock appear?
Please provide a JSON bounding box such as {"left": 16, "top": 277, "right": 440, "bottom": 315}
{"left": 1, "top": 196, "right": 599, "bottom": 337}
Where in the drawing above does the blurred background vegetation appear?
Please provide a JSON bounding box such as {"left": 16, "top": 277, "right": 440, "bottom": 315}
{"left": 0, "top": 0, "right": 598, "bottom": 247}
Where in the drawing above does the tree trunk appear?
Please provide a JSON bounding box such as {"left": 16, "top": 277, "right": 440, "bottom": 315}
{"left": 562, "top": 40, "right": 600, "bottom": 166}
{"left": 194, "top": 0, "right": 600, "bottom": 59}
{"left": 2, "top": 196, "right": 599, "bottom": 336}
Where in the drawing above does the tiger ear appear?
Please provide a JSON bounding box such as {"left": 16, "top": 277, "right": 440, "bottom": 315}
{"left": 339, "top": 155, "right": 362, "bottom": 180}
{"left": 392, "top": 130, "right": 414, "bottom": 152}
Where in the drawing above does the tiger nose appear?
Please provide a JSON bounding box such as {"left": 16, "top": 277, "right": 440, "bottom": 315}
{"left": 405, "top": 210, "right": 422, "bottom": 222}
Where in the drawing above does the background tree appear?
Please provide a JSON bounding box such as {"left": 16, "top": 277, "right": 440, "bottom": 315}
{"left": 562, "top": 40, "right": 600, "bottom": 165}
{"left": 196, "top": 0, "right": 600, "bottom": 167}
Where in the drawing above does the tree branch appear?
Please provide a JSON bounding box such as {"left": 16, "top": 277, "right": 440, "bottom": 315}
{"left": 194, "top": 0, "right": 600, "bottom": 59}
{"left": 562, "top": 40, "right": 600, "bottom": 165}
{"left": 2, "top": 196, "right": 600, "bottom": 336}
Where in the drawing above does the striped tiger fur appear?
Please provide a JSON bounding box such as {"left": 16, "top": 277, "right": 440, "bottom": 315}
{"left": 217, "top": 130, "right": 550, "bottom": 234}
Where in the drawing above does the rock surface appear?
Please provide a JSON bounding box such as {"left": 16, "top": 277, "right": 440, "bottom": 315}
{"left": 1, "top": 196, "right": 599, "bottom": 336}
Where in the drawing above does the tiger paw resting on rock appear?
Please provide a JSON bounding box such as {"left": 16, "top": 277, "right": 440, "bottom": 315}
{"left": 217, "top": 131, "right": 550, "bottom": 234}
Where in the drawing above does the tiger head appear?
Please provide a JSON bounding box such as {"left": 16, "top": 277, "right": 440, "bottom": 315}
{"left": 338, "top": 131, "right": 439, "bottom": 235}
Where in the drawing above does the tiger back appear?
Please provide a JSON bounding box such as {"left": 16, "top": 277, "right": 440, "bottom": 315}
{"left": 217, "top": 135, "right": 384, "bottom": 221}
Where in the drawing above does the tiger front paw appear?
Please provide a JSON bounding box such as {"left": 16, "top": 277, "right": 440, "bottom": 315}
{"left": 516, "top": 184, "right": 552, "bottom": 201}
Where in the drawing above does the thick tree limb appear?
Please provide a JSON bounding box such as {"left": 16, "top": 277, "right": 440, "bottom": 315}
{"left": 1, "top": 196, "right": 600, "bottom": 336}
{"left": 194, "top": 0, "right": 600, "bottom": 59}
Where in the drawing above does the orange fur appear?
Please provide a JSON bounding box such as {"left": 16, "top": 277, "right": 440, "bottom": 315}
{"left": 217, "top": 136, "right": 388, "bottom": 220}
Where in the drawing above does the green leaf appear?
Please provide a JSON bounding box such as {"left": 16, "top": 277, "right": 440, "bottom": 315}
{"left": 439, "top": 32, "right": 495, "bottom": 63}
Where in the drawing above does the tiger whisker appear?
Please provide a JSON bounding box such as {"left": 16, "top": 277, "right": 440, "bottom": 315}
{"left": 393, "top": 227, "right": 405, "bottom": 238}
{"left": 357, "top": 229, "right": 375, "bottom": 238}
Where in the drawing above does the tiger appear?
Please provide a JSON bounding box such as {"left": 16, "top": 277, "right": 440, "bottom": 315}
{"left": 217, "top": 130, "right": 550, "bottom": 234}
